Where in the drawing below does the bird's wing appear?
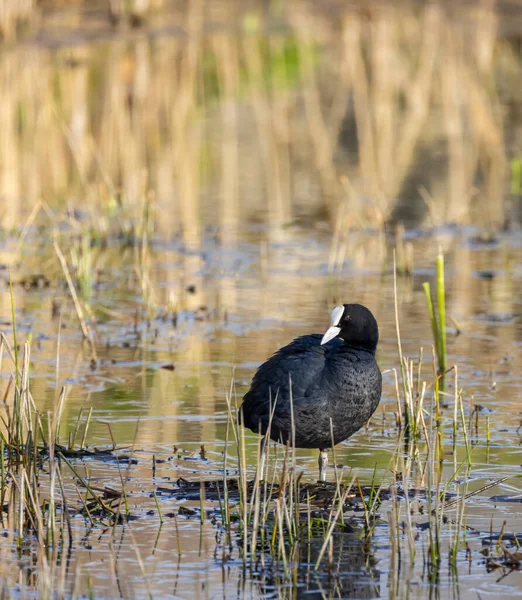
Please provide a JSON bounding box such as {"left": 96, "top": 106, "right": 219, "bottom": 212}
{"left": 239, "top": 335, "right": 340, "bottom": 432}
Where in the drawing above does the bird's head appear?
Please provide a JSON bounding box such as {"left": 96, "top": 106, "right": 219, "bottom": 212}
{"left": 320, "top": 304, "right": 379, "bottom": 353}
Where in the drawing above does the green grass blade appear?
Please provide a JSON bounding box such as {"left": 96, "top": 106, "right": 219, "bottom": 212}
{"left": 436, "top": 253, "right": 447, "bottom": 374}
{"left": 423, "top": 282, "right": 440, "bottom": 363}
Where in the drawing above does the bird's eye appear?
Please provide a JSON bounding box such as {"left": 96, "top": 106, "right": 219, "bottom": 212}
{"left": 344, "top": 315, "right": 350, "bottom": 322}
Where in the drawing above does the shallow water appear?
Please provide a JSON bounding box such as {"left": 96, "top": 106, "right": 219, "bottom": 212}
{"left": 2, "top": 227, "right": 522, "bottom": 598}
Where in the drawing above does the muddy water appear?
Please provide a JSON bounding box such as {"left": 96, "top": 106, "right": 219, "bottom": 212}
{"left": 1, "top": 228, "right": 522, "bottom": 598}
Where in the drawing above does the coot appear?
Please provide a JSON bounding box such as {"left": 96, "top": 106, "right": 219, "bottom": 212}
{"left": 239, "top": 304, "right": 382, "bottom": 480}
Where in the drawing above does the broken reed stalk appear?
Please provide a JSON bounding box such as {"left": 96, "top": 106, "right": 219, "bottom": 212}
{"left": 53, "top": 240, "right": 98, "bottom": 364}
{"left": 8, "top": 270, "right": 19, "bottom": 390}
{"left": 80, "top": 407, "right": 93, "bottom": 450}
{"left": 314, "top": 476, "right": 355, "bottom": 570}
{"left": 70, "top": 408, "right": 84, "bottom": 450}
{"left": 223, "top": 374, "right": 250, "bottom": 564}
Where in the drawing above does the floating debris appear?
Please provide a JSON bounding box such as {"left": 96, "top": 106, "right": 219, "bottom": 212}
{"left": 160, "top": 363, "right": 176, "bottom": 371}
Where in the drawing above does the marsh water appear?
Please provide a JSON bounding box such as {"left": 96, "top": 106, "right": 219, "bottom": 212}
{"left": 2, "top": 229, "right": 522, "bottom": 599}
{"left": 3, "top": 1, "right": 522, "bottom": 599}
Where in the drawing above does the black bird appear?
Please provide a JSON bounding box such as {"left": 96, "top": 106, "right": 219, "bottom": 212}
{"left": 239, "top": 304, "right": 382, "bottom": 480}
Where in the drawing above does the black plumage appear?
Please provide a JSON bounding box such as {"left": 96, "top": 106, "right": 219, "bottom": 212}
{"left": 239, "top": 304, "right": 382, "bottom": 479}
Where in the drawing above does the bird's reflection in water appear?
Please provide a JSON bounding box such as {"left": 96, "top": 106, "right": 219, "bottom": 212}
{"left": 246, "top": 523, "right": 381, "bottom": 599}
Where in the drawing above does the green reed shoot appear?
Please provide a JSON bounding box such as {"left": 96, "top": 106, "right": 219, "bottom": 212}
{"left": 423, "top": 252, "right": 447, "bottom": 388}
{"left": 437, "top": 254, "right": 447, "bottom": 373}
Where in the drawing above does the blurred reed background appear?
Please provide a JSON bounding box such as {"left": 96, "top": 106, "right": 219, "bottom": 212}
{"left": 0, "top": 0, "right": 520, "bottom": 237}
{"left": 2, "top": 6, "right": 522, "bottom": 596}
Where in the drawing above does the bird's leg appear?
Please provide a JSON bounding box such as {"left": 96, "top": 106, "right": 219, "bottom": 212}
{"left": 318, "top": 449, "right": 328, "bottom": 482}
{"left": 257, "top": 436, "right": 268, "bottom": 482}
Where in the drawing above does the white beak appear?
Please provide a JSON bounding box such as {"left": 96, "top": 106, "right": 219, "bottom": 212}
{"left": 321, "top": 305, "right": 344, "bottom": 345}
{"left": 321, "top": 326, "right": 341, "bottom": 345}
